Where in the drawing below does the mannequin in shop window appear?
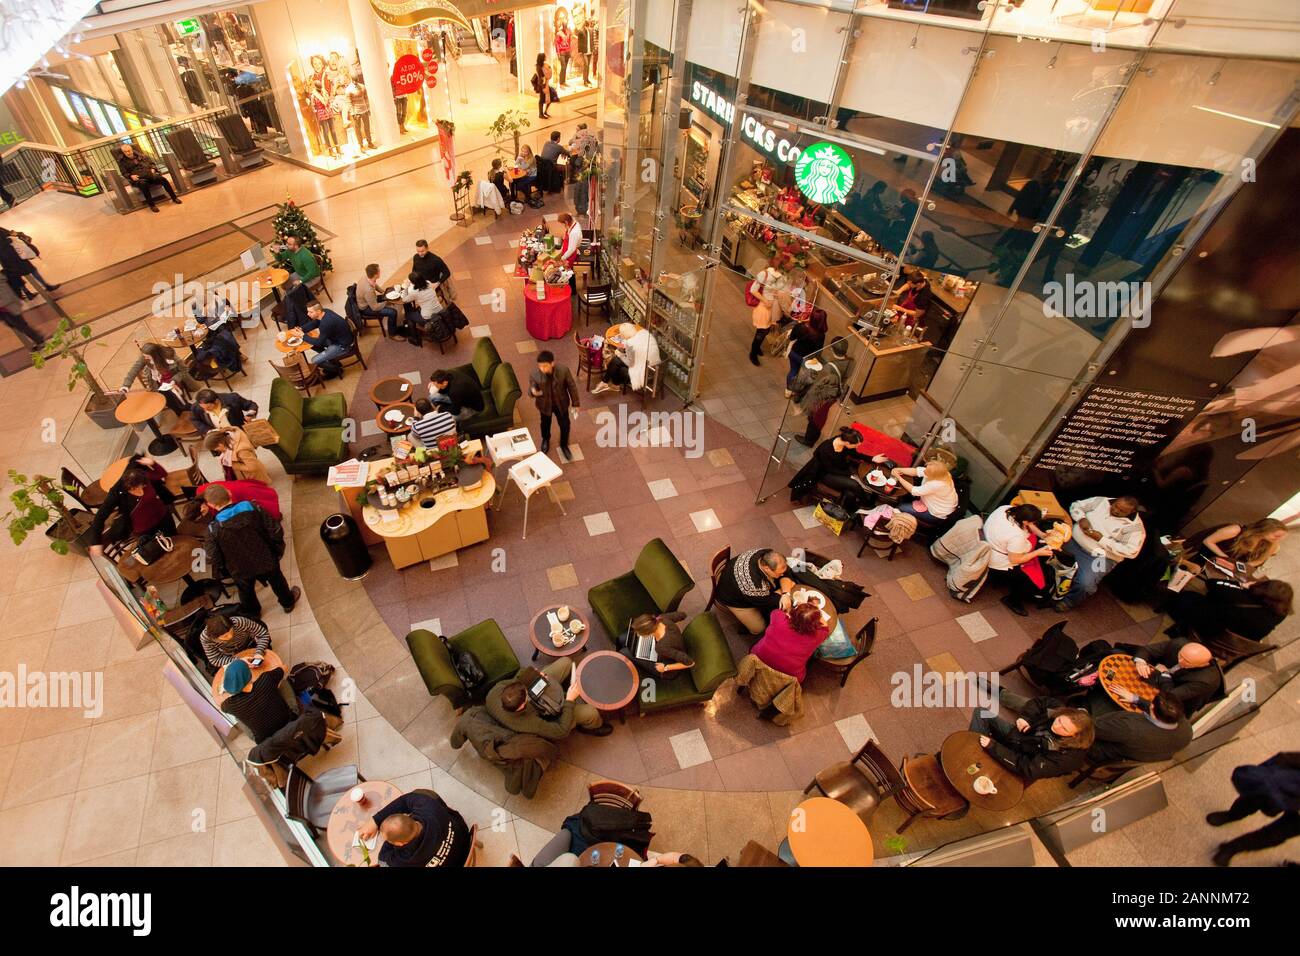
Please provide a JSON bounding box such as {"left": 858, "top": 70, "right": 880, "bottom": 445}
{"left": 576, "top": 6, "right": 599, "bottom": 87}
{"left": 328, "top": 52, "right": 351, "bottom": 149}
{"left": 553, "top": 8, "right": 573, "bottom": 88}
{"left": 309, "top": 80, "right": 341, "bottom": 159}
{"left": 348, "top": 78, "right": 374, "bottom": 151}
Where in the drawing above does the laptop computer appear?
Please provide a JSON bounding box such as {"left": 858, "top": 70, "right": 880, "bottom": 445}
{"left": 240, "top": 243, "right": 266, "bottom": 271}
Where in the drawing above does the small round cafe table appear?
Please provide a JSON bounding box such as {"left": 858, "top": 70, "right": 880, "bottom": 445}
{"left": 1097, "top": 653, "right": 1160, "bottom": 714}
{"left": 98, "top": 456, "right": 133, "bottom": 492}
{"left": 939, "top": 730, "right": 1026, "bottom": 812}
{"left": 115, "top": 389, "right": 176, "bottom": 456}
{"left": 528, "top": 605, "right": 590, "bottom": 661}
{"left": 209, "top": 648, "right": 286, "bottom": 699}
{"left": 524, "top": 281, "right": 572, "bottom": 340}
{"left": 376, "top": 402, "right": 416, "bottom": 436}
{"left": 275, "top": 330, "right": 315, "bottom": 373}
{"left": 326, "top": 779, "right": 402, "bottom": 866}
{"left": 117, "top": 533, "right": 203, "bottom": 588}
{"left": 575, "top": 650, "right": 639, "bottom": 723}
{"left": 370, "top": 376, "right": 416, "bottom": 409}
{"left": 786, "top": 797, "right": 874, "bottom": 867}
{"left": 579, "top": 842, "right": 645, "bottom": 867}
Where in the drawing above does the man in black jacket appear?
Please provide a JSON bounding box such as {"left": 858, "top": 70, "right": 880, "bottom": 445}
{"left": 190, "top": 388, "right": 258, "bottom": 435}
{"left": 714, "top": 548, "right": 795, "bottom": 635}
{"left": 411, "top": 239, "right": 451, "bottom": 285}
{"left": 218, "top": 658, "right": 296, "bottom": 743}
{"left": 115, "top": 142, "right": 180, "bottom": 212}
{"left": 302, "top": 300, "right": 355, "bottom": 378}
{"left": 528, "top": 350, "right": 579, "bottom": 458}
{"left": 203, "top": 484, "right": 300, "bottom": 616}
{"left": 357, "top": 789, "right": 472, "bottom": 867}
{"left": 969, "top": 691, "right": 1094, "bottom": 781}
{"left": 1088, "top": 691, "right": 1192, "bottom": 765}
{"left": 1133, "top": 638, "right": 1222, "bottom": 716}
{"left": 429, "top": 367, "right": 485, "bottom": 423}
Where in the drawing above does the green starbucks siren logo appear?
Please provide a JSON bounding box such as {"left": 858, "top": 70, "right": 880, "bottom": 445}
{"left": 795, "top": 142, "right": 855, "bottom": 204}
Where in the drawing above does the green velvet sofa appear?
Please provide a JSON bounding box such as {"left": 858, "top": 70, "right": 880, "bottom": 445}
{"left": 266, "top": 377, "right": 347, "bottom": 475}
{"left": 406, "top": 621, "right": 521, "bottom": 710}
{"left": 448, "top": 337, "right": 522, "bottom": 439}
{"left": 588, "top": 538, "right": 696, "bottom": 640}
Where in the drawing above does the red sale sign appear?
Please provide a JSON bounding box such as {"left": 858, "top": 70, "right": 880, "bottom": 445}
{"left": 419, "top": 48, "right": 435, "bottom": 63}
{"left": 425, "top": 76, "right": 438, "bottom": 89}
{"left": 391, "top": 54, "right": 424, "bottom": 96}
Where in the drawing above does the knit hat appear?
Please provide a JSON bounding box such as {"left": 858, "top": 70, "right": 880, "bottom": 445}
{"left": 222, "top": 659, "right": 252, "bottom": 694}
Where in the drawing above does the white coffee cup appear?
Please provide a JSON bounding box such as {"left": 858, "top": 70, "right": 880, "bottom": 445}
{"left": 349, "top": 786, "right": 365, "bottom": 803}
{"left": 557, "top": 606, "right": 570, "bottom": 622}
{"left": 973, "top": 775, "right": 998, "bottom": 795}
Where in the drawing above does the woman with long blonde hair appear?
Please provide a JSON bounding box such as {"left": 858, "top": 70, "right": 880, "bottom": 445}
{"left": 1192, "top": 518, "right": 1288, "bottom": 573}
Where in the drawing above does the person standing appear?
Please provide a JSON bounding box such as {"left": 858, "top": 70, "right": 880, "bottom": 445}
{"left": 577, "top": 13, "right": 599, "bottom": 86}
{"left": 748, "top": 261, "right": 785, "bottom": 365}
{"left": 203, "top": 484, "right": 300, "bottom": 617}
{"left": 532, "top": 53, "right": 556, "bottom": 118}
{"left": 348, "top": 78, "right": 374, "bottom": 151}
{"left": 558, "top": 212, "right": 583, "bottom": 295}
{"left": 1, "top": 228, "right": 59, "bottom": 298}
{"left": 529, "top": 350, "right": 579, "bottom": 460}
{"left": 1207, "top": 753, "right": 1300, "bottom": 867}
{"left": 793, "top": 336, "right": 851, "bottom": 446}
{"left": 785, "top": 306, "right": 827, "bottom": 394}
{"left": 114, "top": 142, "right": 181, "bottom": 213}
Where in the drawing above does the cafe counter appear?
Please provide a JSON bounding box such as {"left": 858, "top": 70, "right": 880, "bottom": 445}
{"left": 357, "top": 449, "right": 496, "bottom": 570}
{"left": 848, "top": 326, "right": 933, "bottom": 403}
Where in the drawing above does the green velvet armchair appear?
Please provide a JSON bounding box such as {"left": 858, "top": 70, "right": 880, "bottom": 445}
{"left": 450, "top": 337, "right": 502, "bottom": 390}
{"left": 639, "top": 612, "right": 738, "bottom": 714}
{"left": 406, "top": 621, "right": 521, "bottom": 710}
{"left": 588, "top": 538, "right": 696, "bottom": 641}
{"left": 460, "top": 362, "right": 522, "bottom": 440}
{"left": 265, "top": 377, "right": 347, "bottom": 475}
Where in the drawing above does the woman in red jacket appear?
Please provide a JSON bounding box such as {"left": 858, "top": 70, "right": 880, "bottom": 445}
{"left": 752, "top": 601, "right": 829, "bottom": 683}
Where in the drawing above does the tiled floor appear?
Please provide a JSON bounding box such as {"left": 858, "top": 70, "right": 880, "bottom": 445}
{"left": 0, "top": 113, "right": 1297, "bottom": 868}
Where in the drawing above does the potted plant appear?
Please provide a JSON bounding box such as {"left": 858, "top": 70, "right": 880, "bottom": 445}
{"left": 431, "top": 435, "right": 465, "bottom": 472}
{"left": 488, "top": 109, "right": 531, "bottom": 159}
{"left": 31, "top": 318, "right": 122, "bottom": 430}
{"left": 3, "top": 470, "right": 94, "bottom": 555}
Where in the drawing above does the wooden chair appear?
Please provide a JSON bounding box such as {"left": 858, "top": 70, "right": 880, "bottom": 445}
{"left": 857, "top": 519, "right": 901, "bottom": 560}
{"left": 573, "top": 329, "right": 604, "bottom": 390}
{"left": 507, "top": 854, "right": 526, "bottom": 867}
{"left": 638, "top": 363, "right": 662, "bottom": 407}
{"left": 1202, "top": 630, "right": 1276, "bottom": 672}
{"left": 338, "top": 313, "right": 368, "bottom": 373}
{"left": 308, "top": 252, "right": 332, "bottom": 302}
{"left": 736, "top": 840, "right": 788, "bottom": 867}
{"left": 813, "top": 617, "right": 878, "bottom": 688}
{"left": 803, "top": 737, "right": 904, "bottom": 823}
{"left": 896, "top": 753, "right": 968, "bottom": 832}
{"left": 345, "top": 283, "right": 387, "bottom": 339}
{"left": 60, "top": 466, "right": 106, "bottom": 511}
{"left": 164, "top": 444, "right": 205, "bottom": 500}
{"left": 167, "top": 409, "right": 203, "bottom": 452}
{"left": 704, "top": 546, "right": 731, "bottom": 612}
{"left": 576, "top": 281, "right": 611, "bottom": 326}
{"left": 269, "top": 358, "right": 323, "bottom": 397}
{"left": 588, "top": 779, "right": 643, "bottom": 811}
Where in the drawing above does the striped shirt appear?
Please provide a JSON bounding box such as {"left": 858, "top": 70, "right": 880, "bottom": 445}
{"left": 202, "top": 615, "right": 271, "bottom": 668}
{"left": 410, "top": 410, "right": 457, "bottom": 447}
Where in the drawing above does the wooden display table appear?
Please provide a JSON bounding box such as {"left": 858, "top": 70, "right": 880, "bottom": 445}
{"left": 360, "top": 447, "right": 495, "bottom": 570}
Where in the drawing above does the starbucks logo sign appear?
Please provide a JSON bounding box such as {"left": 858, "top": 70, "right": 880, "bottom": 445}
{"left": 795, "top": 142, "right": 854, "bottom": 204}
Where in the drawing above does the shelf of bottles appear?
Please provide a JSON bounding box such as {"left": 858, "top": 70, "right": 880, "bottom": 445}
{"left": 649, "top": 288, "right": 698, "bottom": 400}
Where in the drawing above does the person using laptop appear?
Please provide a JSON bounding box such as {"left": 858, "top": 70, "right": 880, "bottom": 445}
{"left": 628, "top": 612, "right": 693, "bottom": 681}
{"left": 486, "top": 659, "right": 611, "bottom": 738}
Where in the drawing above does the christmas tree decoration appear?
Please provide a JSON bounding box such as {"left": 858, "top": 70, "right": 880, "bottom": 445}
{"left": 270, "top": 198, "right": 333, "bottom": 273}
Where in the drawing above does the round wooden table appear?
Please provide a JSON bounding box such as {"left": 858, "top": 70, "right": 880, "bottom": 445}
{"left": 117, "top": 533, "right": 203, "bottom": 587}
{"left": 1097, "top": 653, "right": 1160, "bottom": 714}
{"left": 115, "top": 389, "right": 176, "bottom": 456}
{"left": 787, "top": 584, "right": 838, "bottom": 636}
{"left": 326, "top": 779, "right": 401, "bottom": 866}
{"left": 98, "top": 456, "right": 133, "bottom": 492}
{"left": 574, "top": 650, "right": 639, "bottom": 723}
{"left": 375, "top": 402, "right": 417, "bottom": 435}
{"left": 371, "top": 376, "right": 416, "bottom": 409}
{"left": 248, "top": 267, "right": 290, "bottom": 295}
{"left": 579, "top": 842, "right": 645, "bottom": 867}
{"left": 786, "top": 796, "right": 874, "bottom": 867}
{"left": 524, "top": 281, "right": 572, "bottom": 340}
{"left": 528, "top": 605, "right": 590, "bottom": 661}
{"left": 274, "top": 331, "right": 313, "bottom": 356}
{"left": 159, "top": 322, "right": 209, "bottom": 349}
{"left": 209, "top": 648, "right": 285, "bottom": 699}
{"left": 939, "top": 730, "right": 1026, "bottom": 812}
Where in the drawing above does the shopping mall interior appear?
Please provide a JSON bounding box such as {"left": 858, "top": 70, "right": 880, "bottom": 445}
{"left": 0, "top": 0, "right": 1297, "bottom": 882}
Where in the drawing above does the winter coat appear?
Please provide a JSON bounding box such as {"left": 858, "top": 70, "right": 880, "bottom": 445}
{"left": 736, "top": 653, "right": 804, "bottom": 725}
{"left": 205, "top": 500, "right": 286, "bottom": 580}
{"left": 450, "top": 706, "right": 555, "bottom": 798}
{"left": 528, "top": 365, "right": 579, "bottom": 417}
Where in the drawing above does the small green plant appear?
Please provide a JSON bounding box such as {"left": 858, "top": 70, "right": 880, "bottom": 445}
{"left": 454, "top": 170, "right": 473, "bottom": 192}
{"left": 883, "top": 834, "right": 909, "bottom": 857}
{"left": 3, "top": 471, "right": 80, "bottom": 554}
{"left": 488, "top": 109, "right": 531, "bottom": 158}
{"left": 31, "top": 318, "right": 110, "bottom": 401}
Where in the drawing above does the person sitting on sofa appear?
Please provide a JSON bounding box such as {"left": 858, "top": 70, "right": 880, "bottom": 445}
{"left": 969, "top": 690, "right": 1094, "bottom": 781}
{"left": 486, "top": 659, "right": 612, "bottom": 738}
{"left": 627, "top": 612, "right": 694, "bottom": 681}
{"left": 428, "top": 367, "right": 485, "bottom": 423}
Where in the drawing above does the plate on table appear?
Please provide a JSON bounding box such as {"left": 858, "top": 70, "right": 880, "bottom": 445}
{"left": 383, "top": 409, "right": 405, "bottom": 423}
{"left": 866, "top": 471, "right": 886, "bottom": 487}
{"left": 385, "top": 290, "right": 401, "bottom": 300}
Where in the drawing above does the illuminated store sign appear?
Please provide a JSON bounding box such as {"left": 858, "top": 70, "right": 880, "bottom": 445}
{"left": 689, "top": 78, "right": 804, "bottom": 165}
{"left": 795, "top": 142, "right": 855, "bottom": 204}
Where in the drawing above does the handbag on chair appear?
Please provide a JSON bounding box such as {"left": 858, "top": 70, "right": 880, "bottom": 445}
{"left": 132, "top": 531, "right": 175, "bottom": 565}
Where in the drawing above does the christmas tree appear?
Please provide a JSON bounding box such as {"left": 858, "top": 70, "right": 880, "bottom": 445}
{"left": 270, "top": 198, "right": 333, "bottom": 273}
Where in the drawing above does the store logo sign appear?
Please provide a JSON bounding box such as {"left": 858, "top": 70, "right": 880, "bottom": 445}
{"left": 690, "top": 78, "right": 805, "bottom": 165}
{"left": 795, "top": 142, "right": 854, "bottom": 204}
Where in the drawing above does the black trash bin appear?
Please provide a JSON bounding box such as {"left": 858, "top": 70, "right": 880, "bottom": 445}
{"left": 320, "top": 513, "right": 372, "bottom": 580}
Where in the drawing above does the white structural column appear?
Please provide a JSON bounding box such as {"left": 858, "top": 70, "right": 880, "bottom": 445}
{"left": 347, "top": 0, "right": 399, "bottom": 148}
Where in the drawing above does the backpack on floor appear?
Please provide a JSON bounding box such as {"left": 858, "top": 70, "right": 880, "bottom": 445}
{"left": 527, "top": 195, "right": 545, "bottom": 209}
{"left": 288, "top": 661, "right": 335, "bottom": 696}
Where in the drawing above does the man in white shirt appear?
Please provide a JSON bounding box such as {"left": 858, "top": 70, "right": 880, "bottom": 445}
{"left": 1058, "top": 495, "right": 1144, "bottom": 610}
{"left": 558, "top": 212, "right": 583, "bottom": 295}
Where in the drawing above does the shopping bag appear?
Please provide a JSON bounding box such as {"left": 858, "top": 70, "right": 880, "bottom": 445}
{"left": 814, "top": 501, "right": 850, "bottom": 536}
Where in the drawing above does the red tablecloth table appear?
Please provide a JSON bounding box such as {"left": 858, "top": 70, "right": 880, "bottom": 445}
{"left": 524, "top": 282, "right": 573, "bottom": 340}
